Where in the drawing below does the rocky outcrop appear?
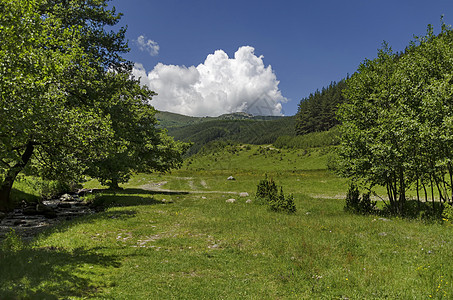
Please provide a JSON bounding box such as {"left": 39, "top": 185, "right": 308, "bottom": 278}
{"left": 0, "top": 192, "right": 95, "bottom": 242}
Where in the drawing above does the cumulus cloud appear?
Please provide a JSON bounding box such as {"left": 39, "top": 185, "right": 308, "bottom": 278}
{"left": 133, "top": 46, "right": 287, "bottom": 116}
{"left": 135, "top": 35, "right": 159, "bottom": 56}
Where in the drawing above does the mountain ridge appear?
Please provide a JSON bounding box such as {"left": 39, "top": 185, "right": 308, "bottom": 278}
{"left": 156, "top": 111, "right": 286, "bottom": 129}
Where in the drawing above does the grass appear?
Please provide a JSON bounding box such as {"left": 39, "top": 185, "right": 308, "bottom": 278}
{"left": 2, "top": 145, "right": 453, "bottom": 298}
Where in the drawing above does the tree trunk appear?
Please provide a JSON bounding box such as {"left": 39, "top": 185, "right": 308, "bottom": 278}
{"left": 0, "top": 142, "right": 35, "bottom": 212}
{"left": 0, "top": 179, "right": 13, "bottom": 212}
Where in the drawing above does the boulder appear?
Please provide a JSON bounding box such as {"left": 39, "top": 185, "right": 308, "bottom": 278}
{"left": 239, "top": 192, "right": 249, "bottom": 197}
{"left": 36, "top": 204, "right": 57, "bottom": 219}
{"left": 227, "top": 176, "right": 235, "bottom": 181}
{"left": 23, "top": 206, "right": 39, "bottom": 216}
{"left": 60, "top": 193, "right": 74, "bottom": 202}
{"left": 246, "top": 199, "right": 253, "bottom": 204}
{"left": 226, "top": 198, "right": 236, "bottom": 203}
{"left": 58, "top": 202, "right": 72, "bottom": 209}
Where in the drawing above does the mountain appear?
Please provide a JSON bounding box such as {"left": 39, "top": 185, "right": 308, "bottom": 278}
{"left": 156, "top": 111, "right": 283, "bottom": 128}
{"left": 156, "top": 111, "right": 296, "bottom": 156}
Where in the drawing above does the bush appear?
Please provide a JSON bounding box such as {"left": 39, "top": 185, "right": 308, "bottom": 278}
{"left": 1, "top": 230, "right": 23, "bottom": 254}
{"left": 255, "top": 174, "right": 277, "bottom": 205}
{"left": 344, "top": 183, "right": 376, "bottom": 214}
{"left": 255, "top": 176, "right": 296, "bottom": 213}
{"left": 442, "top": 203, "right": 453, "bottom": 225}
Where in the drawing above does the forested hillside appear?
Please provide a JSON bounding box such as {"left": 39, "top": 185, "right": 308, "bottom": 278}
{"left": 295, "top": 80, "right": 347, "bottom": 135}
{"left": 164, "top": 116, "right": 296, "bottom": 155}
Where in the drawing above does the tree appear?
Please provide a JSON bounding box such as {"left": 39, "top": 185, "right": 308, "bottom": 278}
{"left": 0, "top": 0, "right": 187, "bottom": 210}
{"left": 81, "top": 70, "right": 190, "bottom": 190}
{"left": 337, "top": 22, "right": 453, "bottom": 215}
{"left": 295, "top": 80, "right": 347, "bottom": 135}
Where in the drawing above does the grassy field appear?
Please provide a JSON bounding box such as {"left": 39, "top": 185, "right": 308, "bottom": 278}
{"left": 2, "top": 145, "right": 453, "bottom": 299}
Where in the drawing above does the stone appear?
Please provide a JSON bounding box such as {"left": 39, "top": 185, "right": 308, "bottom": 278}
{"left": 23, "top": 206, "right": 38, "bottom": 216}
{"left": 226, "top": 198, "right": 236, "bottom": 203}
{"left": 60, "top": 193, "right": 74, "bottom": 202}
{"left": 58, "top": 203, "right": 72, "bottom": 209}
{"left": 227, "top": 176, "right": 235, "bottom": 181}
{"left": 76, "top": 188, "right": 93, "bottom": 196}
{"left": 36, "top": 204, "right": 57, "bottom": 219}
{"left": 246, "top": 199, "right": 252, "bottom": 204}
{"left": 239, "top": 192, "right": 249, "bottom": 197}
{"left": 0, "top": 212, "right": 6, "bottom": 220}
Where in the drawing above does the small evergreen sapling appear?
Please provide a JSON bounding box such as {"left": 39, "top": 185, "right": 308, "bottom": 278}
{"left": 344, "top": 183, "right": 376, "bottom": 214}
{"left": 255, "top": 176, "right": 296, "bottom": 213}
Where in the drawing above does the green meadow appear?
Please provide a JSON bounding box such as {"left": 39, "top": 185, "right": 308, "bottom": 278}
{"left": 2, "top": 145, "right": 453, "bottom": 299}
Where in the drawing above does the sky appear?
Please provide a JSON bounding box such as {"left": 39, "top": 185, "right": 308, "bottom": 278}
{"left": 110, "top": 0, "right": 453, "bottom": 117}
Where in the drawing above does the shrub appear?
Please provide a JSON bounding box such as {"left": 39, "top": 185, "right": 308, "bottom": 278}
{"left": 255, "top": 176, "right": 296, "bottom": 213}
{"left": 442, "top": 203, "right": 453, "bottom": 225}
{"left": 255, "top": 174, "right": 277, "bottom": 205}
{"left": 1, "top": 230, "right": 23, "bottom": 254}
{"left": 344, "top": 183, "right": 376, "bottom": 214}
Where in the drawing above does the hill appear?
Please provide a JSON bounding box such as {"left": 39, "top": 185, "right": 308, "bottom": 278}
{"left": 156, "top": 111, "right": 283, "bottom": 128}
{"left": 167, "top": 117, "right": 296, "bottom": 155}
{"left": 156, "top": 111, "right": 296, "bottom": 155}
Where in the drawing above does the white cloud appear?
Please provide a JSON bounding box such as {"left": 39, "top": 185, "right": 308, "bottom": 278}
{"left": 133, "top": 46, "right": 287, "bottom": 117}
{"left": 136, "top": 35, "right": 159, "bottom": 56}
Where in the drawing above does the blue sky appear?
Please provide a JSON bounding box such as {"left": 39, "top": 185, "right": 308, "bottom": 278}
{"left": 110, "top": 0, "right": 453, "bottom": 116}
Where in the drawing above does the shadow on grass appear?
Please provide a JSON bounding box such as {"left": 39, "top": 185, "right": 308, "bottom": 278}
{"left": 0, "top": 188, "right": 190, "bottom": 298}
{"left": 91, "top": 188, "right": 188, "bottom": 208}
{"left": 0, "top": 246, "right": 120, "bottom": 299}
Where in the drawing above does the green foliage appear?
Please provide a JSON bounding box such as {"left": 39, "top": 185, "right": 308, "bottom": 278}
{"left": 1, "top": 230, "right": 23, "bottom": 254}
{"left": 0, "top": 0, "right": 188, "bottom": 207}
{"left": 255, "top": 174, "right": 278, "bottom": 205}
{"left": 255, "top": 175, "right": 296, "bottom": 213}
{"left": 337, "top": 21, "right": 453, "bottom": 215}
{"left": 274, "top": 127, "right": 340, "bottom": 149}
{"left": 166, "top": 117, "right": 296, "bottom": 156}
{"left": 344, "top": 183, "right": 376, "bottom": 215}
{"left": 442, "top": 203, "right": 453, "bottom": 225}
{"left": 295, "top": 80, "right": 347, "bottom": 135}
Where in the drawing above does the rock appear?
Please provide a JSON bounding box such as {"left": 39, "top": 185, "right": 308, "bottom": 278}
{"left": 226, "top": 198, "right": 236, "bottom": 203}
{"left": 58, "top": 202, "right": 72, "bottom": 209}
{"left": 378, "top": 218, "right": 391, "bottom": 222}
{"left": 13, "top": 219, "right": 27, "bottom": 226}
{"left": 162, "top": 198, "right": 174, "bottom": 204}
{"left": 76, "top": 188, "right": 93, "bottom": 196}
{"left": 60, "top": 194, "right": 74, "bottom": 202}
{"left": 201, "top": 196, "right": 207, "bottom": 199}
{"left": 23, "top": 206, "right": 38, "bottom": 216}
{"left": 246, "top": 199, "right": 252, "bottom": 204}
{"left": 0, "top": 212, "right": 6, "bottom": 220}
{"left": 36, "top": 204, "right": 57, "bottom": 219}
{"left": 43, "top": 210, "right": 57, "bottom": 219}
{"left": 227, "top": 176, "right": 235, "bottom": 181}
{"left": 239, "top": 192, "right": 249, "bottom": 197}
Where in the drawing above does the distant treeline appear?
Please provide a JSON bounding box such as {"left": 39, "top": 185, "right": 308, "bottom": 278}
{"left": 274, "top": 127, "right": 340, "bottom": 149}
{"left": 167, "top": 117, "right": 296, "bottom": 155}
{"left": 295, "top": 80, "right": 347, "bottom": 135}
